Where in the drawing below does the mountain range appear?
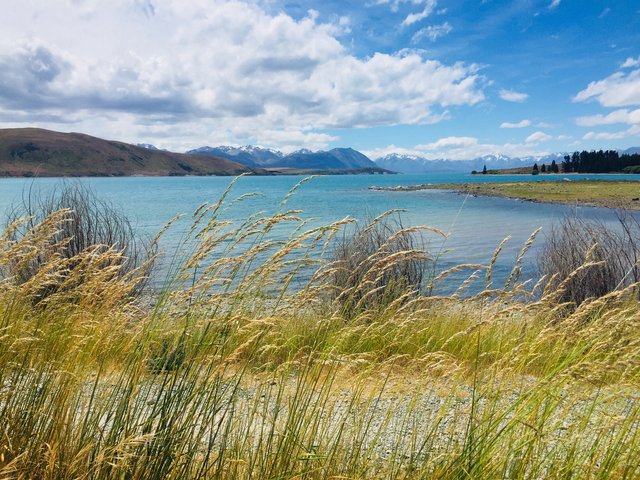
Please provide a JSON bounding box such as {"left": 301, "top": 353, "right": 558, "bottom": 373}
{"left": 187, "top": 146, "right": 377, "bottom": 170}
{"left": 374, "top": 147, "right": 640, "bottom": 174}
{"left": 372, "top": 153, "right": 568, "bottom": 173}
{"left": 1, "top": 128, "right": 638, "bottom": 177}
{"left": 187, "top": 145, "right": 640, "bottom": 174}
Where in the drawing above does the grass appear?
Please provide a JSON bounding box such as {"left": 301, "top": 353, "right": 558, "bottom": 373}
{"left": 394, "top": 180, "right": 640, "bottom": 210}
{"left": 0, "top": 179, "right": 639, "bottom": 479}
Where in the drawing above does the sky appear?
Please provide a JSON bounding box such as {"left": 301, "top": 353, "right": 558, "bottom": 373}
{"left": 0, "top": 0, "right": 639, "bottom": 160}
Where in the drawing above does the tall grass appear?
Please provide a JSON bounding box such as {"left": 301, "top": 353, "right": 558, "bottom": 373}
{"left": 538, "top": 213, "right": 640, "bottom": 306}
{"left": 327, "top": 212, "right": 439, "bottom": 319}
{"left": 0, "top": 179, "right": 639, "bottom": 479}
{"left": 3, "top": 182, "right": 154, "bottom": 299}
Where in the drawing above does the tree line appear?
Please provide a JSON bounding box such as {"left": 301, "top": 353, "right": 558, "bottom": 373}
{"left": 561, "top": 150, "right": 640, "bottom": 173}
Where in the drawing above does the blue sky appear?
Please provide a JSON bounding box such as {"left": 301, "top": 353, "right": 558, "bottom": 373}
{"left": 0, "top": 0, "right": 639, "bottom": 159}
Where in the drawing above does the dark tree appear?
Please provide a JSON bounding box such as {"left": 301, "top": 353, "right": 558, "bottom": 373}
{"left": 532, "top": 163, "right": 539, "bottom": 175}
{"left": 558, "top": 150, "right": 640, "bottom": 173}
{"left": 482, "top": 165, "right": 487, "bottom": 174}
{"left": 550, "top": 159, "right": 559, "bottom": 173}
{"left": 541, "top": 164, "right": 547, "bottom": 173}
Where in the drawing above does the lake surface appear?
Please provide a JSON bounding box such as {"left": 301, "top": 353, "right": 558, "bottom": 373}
{"left": 1, "top": 173, "right": 639, "bottom": 293}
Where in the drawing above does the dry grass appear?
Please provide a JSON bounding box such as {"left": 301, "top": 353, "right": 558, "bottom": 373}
{"left": 538, "top": 213, "right": 640, "bottom": 305}
{"left": 2, "top": 182, "right": 155, "bottom": 299}
{"left": 326, "top": 212, "right": 441, "bottom": 319}
{"left": 0, "top": 178, "right": 639, "bottom": 479}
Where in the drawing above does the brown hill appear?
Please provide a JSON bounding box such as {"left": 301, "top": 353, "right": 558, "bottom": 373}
{"left": 0, "top": 128, "right": 255, "bottom": 177}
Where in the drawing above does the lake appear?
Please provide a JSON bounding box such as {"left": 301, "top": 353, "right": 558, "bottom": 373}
{"left": 1, "top": 173, "right": 639, "bottom": 293}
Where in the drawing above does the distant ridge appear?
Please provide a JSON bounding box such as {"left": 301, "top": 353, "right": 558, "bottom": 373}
{"left": 188, "top": 145, "right": 379, "bottom": 170}
{"left": 374, "top": 153, "right": 567, "bottom": 173}
{"left": 136, "top": 143, "right": 160, "bottom": 150}
{"left": 621, "top": 147, "right": 640, "bottom": 155}
{"left": 374, "top": 148, "right": 640, "bottom": 174}
{"left": 0, "top": 128, "right": 254, "bottom": 177}
{"left": 189, "top": 145, "right": 282, "bottom": 168}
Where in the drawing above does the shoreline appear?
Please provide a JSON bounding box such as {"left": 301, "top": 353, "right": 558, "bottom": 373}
{"left": 370, "top": 179, "right": 640, "bottom": 210}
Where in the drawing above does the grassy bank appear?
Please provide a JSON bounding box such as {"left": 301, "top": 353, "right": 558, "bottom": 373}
{"left": 1, "top": 182, "right": 639, "bottom": 479}
{"left": 385, "top": 180, "right": 640, "bottom": 210}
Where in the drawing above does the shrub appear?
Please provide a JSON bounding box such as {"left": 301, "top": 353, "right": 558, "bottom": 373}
{"left": 328, "top": 213, "right": 434, "bottom": 319}
{"left": 2, "top": 182, "right": 154, "bottom": 300}
{"left": 538, "top": 213, "right": 640, "bottom": 305}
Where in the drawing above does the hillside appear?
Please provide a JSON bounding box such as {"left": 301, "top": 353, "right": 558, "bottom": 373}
{"left": 0, "top": 128, "right": 254, "bottom": 177}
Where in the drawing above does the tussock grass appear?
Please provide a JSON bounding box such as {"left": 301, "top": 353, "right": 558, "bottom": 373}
{"left": 0, "top": 178, "right": 639, "bottom": 479}
{"left": 539, "top": 213, "right": 640, "bottom": 305}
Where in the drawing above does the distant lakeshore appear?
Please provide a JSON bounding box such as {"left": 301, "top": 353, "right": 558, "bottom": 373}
{"left": 371, "top": 179, "right": 640, "bottom": 210}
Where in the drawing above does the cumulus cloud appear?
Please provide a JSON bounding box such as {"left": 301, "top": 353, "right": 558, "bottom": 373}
{"left": 500, "top": 119, "right": 531, "bottom": 129}
{"left": 576, "top": 108, "right": 640, "bottom": 127}
{"left": 525, "top": 131, "right": 552, "bottom": 143}
{"left": 253, "top": 130, "right": 339, "bottom": 153}
{"left": 621, "top": 57, "right": 640, "bottom": 68}
{"left": 499, "top": 89, "right": 529, "bottom": 102}
{"left": 574, "top": 69, "right": 640, "bottom": 107}
{"left": 412, "top": 22, "right": 452, "bottom": 42}
{"left": 415, "top": 136, "right": 478, "bottom": 150}
{"left": 583, "top": 125, "right": 640, "bottom": 141}
{"left": 364, "top": 136, "right": 552, "bottom": 160}
{"left": 0, "top": 0, "right": 485, "bottom": 150}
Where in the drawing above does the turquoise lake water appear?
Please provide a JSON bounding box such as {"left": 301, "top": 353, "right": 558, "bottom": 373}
{"left": 1, "top": 173, "right": 639, "bottom": 292}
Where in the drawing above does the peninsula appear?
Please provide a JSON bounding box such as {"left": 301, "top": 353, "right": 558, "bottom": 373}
{"left": 371, "top": 180, "right": 640, "bottom": 210}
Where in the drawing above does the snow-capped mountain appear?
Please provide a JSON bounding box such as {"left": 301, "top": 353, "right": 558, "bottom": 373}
{"left": 188, "top": 145, "right": 283, "bottom": 168}
{"left": 374, "top": 153, "right": 566, "bottom": 173}
{"left": 187, "top": 146, "right": 378, "bottom": 170}
{"left": 136, "top": 143, "right": 160, "bottom": 150}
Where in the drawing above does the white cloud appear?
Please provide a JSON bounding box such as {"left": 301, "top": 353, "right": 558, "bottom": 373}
{"left": 598, "top": 7, "right": 611, "bottom": 18}
{"left": 621, "top": 57, "right": 640, "bottom": 68}
{"left": 415, "top": 136, "right": 479, "bottom": 150}
{"left": 253, "top": 130, "right": 339, "bottom": 153}
{"left": 402, "top": 0, "right": 438, "bottom": 26}
{"left": 412, "top": 22, "right": 452, "bottom": 42}
{"left": 500, "top": 119, "right": 531, "bottom": 129}
{"left": 365, "top": 136, "right": 552, "bottom": 160}
{"left": 525, "top": 131, "right": 553, "bottom": 144}
{"left": 576, "top": 108, "right": 640, "bottom": 127}
{"left": 582, "top": 125, "right": 640, "bottom": 141}
{"left": 374, "top": 0, "right": 436, "bottom": 17}
{"left": 548, "top": 0, "right": 561, "bottom": 10}
{"left": 0, "top": 0, "right": 485, "bottom": 151}
{"left": 362, "top": 144, "right": 425, "bottom": 159}
{"left": 574, "top": 69, "right": 640, "bottom": 107}
{"left": 499, "top": 89, "right": 529, "bottom": 102}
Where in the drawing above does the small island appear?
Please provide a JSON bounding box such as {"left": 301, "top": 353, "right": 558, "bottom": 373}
{"left": 371, "top": 180, "right": 640, "bottom": 210}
